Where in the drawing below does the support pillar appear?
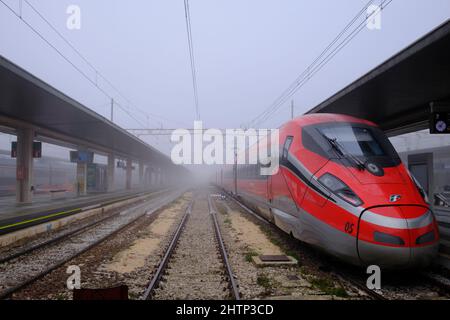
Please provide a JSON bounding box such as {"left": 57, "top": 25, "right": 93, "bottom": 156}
{"left": 144, "top": 166, "right": 150, "bottom": 186}
{"left": 138, "top": 161, "right": 144, "bottom": 186}
{"left": 76, "top": 162, "right": 87, "bottom": 196}
{"left": 161, "top": 170, "right": 166, "bottom": 186}
{"left": 126, "top": 158, "right": 132, "bottom": 190}
{"left": 107, "top": 153, "right": 115, "bottom": 192}
{"left": 150, "top": 167, "right": 155, "bottom": 186}
{"left": 16, "top": 128, "right": 34, "bottom": 204}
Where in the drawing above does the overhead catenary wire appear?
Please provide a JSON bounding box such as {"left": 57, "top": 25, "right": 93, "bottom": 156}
{"left": 249, "top": 0, "right": 377, "bottom": 127}
{"left": 255, "top": 0, "right": 392, "bottom": 126}
{"left": 0, "top": 0, "right": 169, "bottom": 128}
{"left": 0, "top": 0, "right": 146, "bottom": 126}
{"left": 246, "top": 0, "right": 376, "bottom": 128}
{"left": 245, "top": 0, "right": 377, "bottom": 128}
{"left": 245, "top": 0, "right": 393, "bottom": 129}
{"left": 184, "top": 0, "right": 200, "bottom": 121}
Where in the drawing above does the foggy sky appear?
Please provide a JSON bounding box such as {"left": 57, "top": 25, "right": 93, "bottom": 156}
{"left": 0, "top": 0, "right": 449, "bottom": 156}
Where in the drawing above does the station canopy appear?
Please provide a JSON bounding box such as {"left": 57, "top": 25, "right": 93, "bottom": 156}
{"left": 0, "top": 55, "right": 177, "bottom": 169}
{"left": 306, "top": 20, "right": 450, "bottom": 136}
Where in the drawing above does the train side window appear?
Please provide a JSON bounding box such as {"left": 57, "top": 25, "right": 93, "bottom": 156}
{"left": 282, "top": 136, "right": 293, "bottom": 160}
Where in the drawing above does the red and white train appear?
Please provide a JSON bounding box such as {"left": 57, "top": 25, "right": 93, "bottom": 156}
{"left": 219, "top": 114, "right": 439, "bottom": 269}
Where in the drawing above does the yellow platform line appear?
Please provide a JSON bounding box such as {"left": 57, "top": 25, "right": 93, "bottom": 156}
{"left": 0, "top": 208, "right": 81, "bottom": 231}
{"left": 0, "top": 191, "right": 154, "bottom": 232}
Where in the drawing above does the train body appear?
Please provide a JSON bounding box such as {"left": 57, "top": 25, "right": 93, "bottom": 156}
{"left": 220, "top": 114, "right": 439, "bottom": 269}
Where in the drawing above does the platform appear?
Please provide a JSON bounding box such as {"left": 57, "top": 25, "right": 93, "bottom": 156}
{"left": 0, "top": 188, "right": 160, "bottom": 235}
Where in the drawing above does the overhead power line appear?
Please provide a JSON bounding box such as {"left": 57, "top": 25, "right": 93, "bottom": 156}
{"left": 0, "top": 0, "right": 172, "bottom": 128}
{"left": 245, "top": 0, "right": 393, "bottom": 128}
{"left": 183, "top": 0, "right": 200, "bottom": 121}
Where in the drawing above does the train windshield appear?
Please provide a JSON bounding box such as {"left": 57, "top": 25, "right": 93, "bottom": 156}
{"left": 302, "top": 123, "right": 400, "bottom": 167}
{"left": 318, "top": 126, "right": 385, "bottom": 157}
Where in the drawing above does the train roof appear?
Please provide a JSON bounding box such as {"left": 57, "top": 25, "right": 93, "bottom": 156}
{"left": 288, "top": 113, "right": 377, "bottom": 129}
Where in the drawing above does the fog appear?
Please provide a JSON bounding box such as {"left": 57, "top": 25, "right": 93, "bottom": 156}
{"left": 0, "top": 0, "right": 449, "bottom": 159}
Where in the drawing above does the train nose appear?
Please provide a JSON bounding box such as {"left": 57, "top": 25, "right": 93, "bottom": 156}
{"left": 357, "top": 206, "right": 439, "bottom": 269}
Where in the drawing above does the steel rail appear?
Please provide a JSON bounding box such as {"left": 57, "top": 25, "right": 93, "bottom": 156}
{"left": 420, "top": 272, "right": 450, "bottom": 295}
{"left": 0, "top": 189, "right": 169, "bottom": 265}
{"left": 142, "top": 198, "right": 194, "bottom": 300}
{"left": 335, "top": 272, "right": 387, "bottom": 300}
{"left": 221, "top": 190, "right": 270, "bottom": 225}
{"left": 0, "top": 189, "right": 171, "bottom": 236}
{"left": 208, "top": 195, "right": 240, "bottom": 300}
{"left": 0, "top": 190, "right": 184, "bottom": 300}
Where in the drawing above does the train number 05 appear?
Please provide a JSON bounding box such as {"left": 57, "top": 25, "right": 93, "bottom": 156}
{"left": 345, "top": 222, "right": 354, "bottom": 234}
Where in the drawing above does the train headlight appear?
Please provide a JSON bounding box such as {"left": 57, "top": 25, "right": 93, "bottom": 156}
{"left": 416, "top": 231, "right": 435, "bottom": 245}
{"left": 374, "top": 231, "right": 405, "bottom": 246}
{"left": 318, "top": 173, "right": 363, "bottom": 207}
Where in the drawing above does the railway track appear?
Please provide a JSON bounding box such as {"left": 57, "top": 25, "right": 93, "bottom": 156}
{"left": 0, "top": 189, "right": 169, "bottom": 236}
{"left": 142, "top": 192, "right": 240, "bottom": 300}
{"left": 332, "top": 271, "right": 387, "bottom": 300}
{"left": 0, "top": 189, "right": 185, "bottom": 299}
{"left": 142, "top": 197, "right": 193, "bottom": 299}
{"left": 209, "top": 195, "right": 240, "bottom": 300}
{"left": 222, "top": 189, "right": 450, "bottom": 300}
{"left": 331, "top": 267, "right": 450, "bottom": 300}
{"left": 0, "top": 189, "right": 169, "bottom": 265}
{"left": 421, "top": 271, "right": 450, "bottom": 295}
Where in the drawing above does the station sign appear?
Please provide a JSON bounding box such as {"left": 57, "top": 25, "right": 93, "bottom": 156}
{"left": 11, "top": 141, "right": 42, "bottom": 158}
{"left": 11, "top": 142, "right": 17, "bottom": 158}
{"left": 70, "top": 150, "right": 94, "bottom": 163}
{"left": 117, "top": 160, "right": 126, "bottom": 169}
{"left": 430, "top": 103, "right": 450, "bottom": 134}
{"left": 117, "top": 160, "right": 135, "bottom": 170}
{"left": 16, "top": 166, "right": 26, "bottom": 180}
{"left": 33, "top": 142, "right": 42, "bottom": 158}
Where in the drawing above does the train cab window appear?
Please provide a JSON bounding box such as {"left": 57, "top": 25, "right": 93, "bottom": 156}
{"left": 302, "top": 122, "right": 400, "bottom": 168}
{"left": 319, "top": 126, "right": 384, "bottom": 157}
{"left": 282, "top": 136, "right": 293, "bottom": 160}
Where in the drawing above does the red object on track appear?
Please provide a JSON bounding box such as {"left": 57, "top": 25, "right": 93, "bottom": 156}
{"left": 73, "top": 285, "right": 128, "bottom": 300}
